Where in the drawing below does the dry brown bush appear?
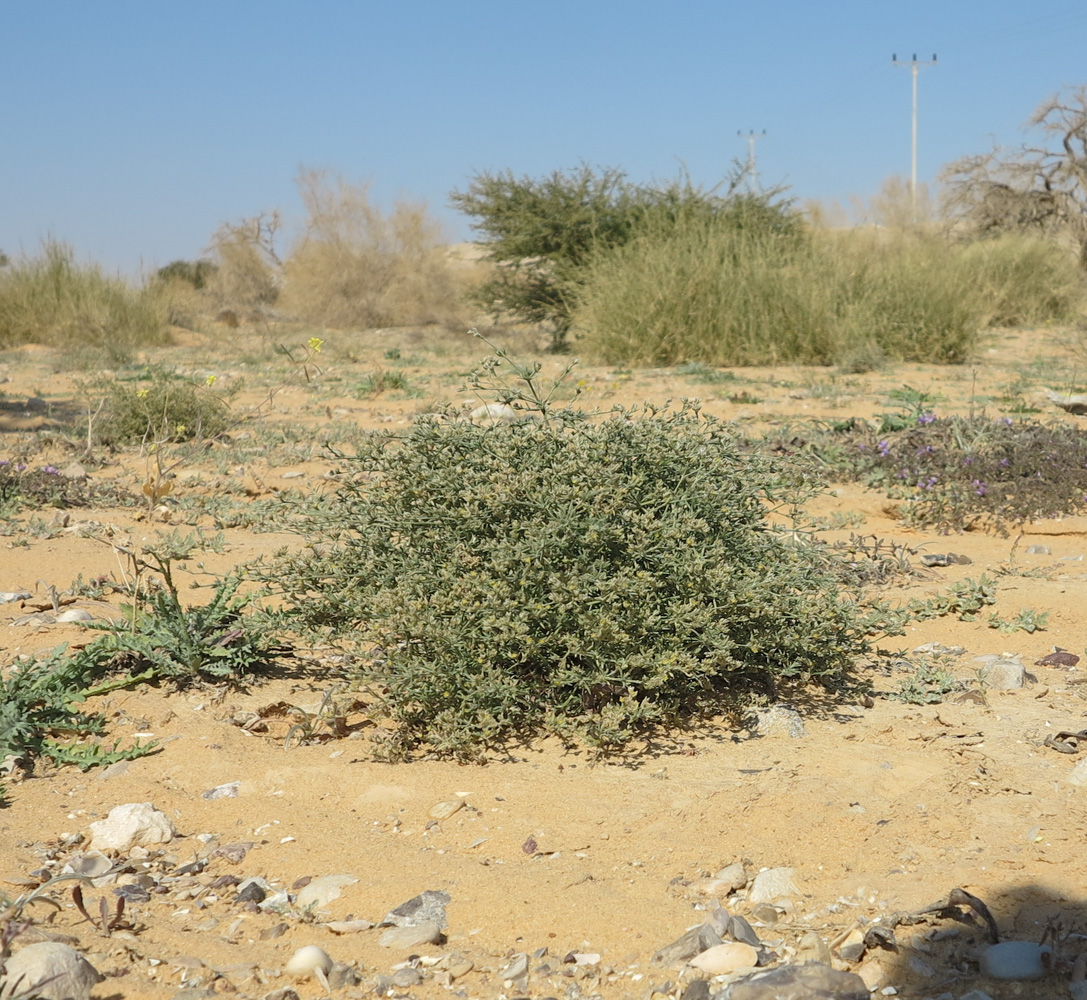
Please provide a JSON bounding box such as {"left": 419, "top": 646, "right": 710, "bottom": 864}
{"left": 280, "top": 170, "right": 474, "bottom": 330}
{"left": 206, "top": 212, "right": 282, "bottom": 314}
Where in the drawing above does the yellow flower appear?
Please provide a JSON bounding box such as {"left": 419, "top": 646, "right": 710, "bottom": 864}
{"left": 176, "top": 424, "right": 187, "bottom": 435}
{"left": 308, "top": 337, "right": 324, "bottom": 354}
{"left": 205, "top": 374, "right": 217, "bottom": 386}
{"left": 136, "top": 388, "right": 149, "bottom": 398}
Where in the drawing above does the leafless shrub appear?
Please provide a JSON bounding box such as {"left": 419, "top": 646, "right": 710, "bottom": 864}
{"left": 206, "top": 212, "right": 282, "bottom": 314}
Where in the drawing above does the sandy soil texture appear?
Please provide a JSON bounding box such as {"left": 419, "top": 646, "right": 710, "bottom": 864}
{"left": 2, "top": 325, "right": 1087, "bottom": 1000}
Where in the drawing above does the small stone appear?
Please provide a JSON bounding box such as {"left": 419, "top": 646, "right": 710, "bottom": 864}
{"left": 294, "top": 873, "right": 358, "bottom": 910}
{"left": 86, "top": 802, "right": 176, "bottom": 852}
{"left": 689, "top": 942, "right": 758, "bottom": 975}
{"left": 0, "top": 591, "right": 32, "bottom": 604}
{"left": 59, "top": 462, "right": 87, "bottom": 481}
{"left": 913, "top": 641, "right": 966, "bottom": 657}
{"left": 378, "top": 922, "right": 443, "bottom": 949}
{"left": 713, "top": 861, "right": 748, "bottom": 891}
{"left": 1036, "top": 649, "right": 1080, "bottom": 668}
{"left": 447, "top": 960, "right": 473, "bottom": 980}
{"left": 856, "top": 957, "right": 885, "bottom": 990}
{"left": 202, "top": 782, "right": 241, "bottom": 800}
{"left": 726, "top": 915, "right": 761, "bottom": 947}
{"left": 470, "top": 402, "right": 520, "bottom": 423}
{"left": 326, "top": 963, "right": 359, "bottom": 989}
{"left": 748, "top": 867, "right": 799, "bottom": 904}
{"left": 653, "top": 924, "right": 723, "bottom": 965}
{"left": 391, "top": 967, "right": 423, "bottom": 987}
{"left": 978, "top": 656, "right": 1025, "bottom": 690}
{"left": 727, "top": 962, "right": 869, "bottom": 1000}
{"left": 235, "top": 879, "right": 269, "bottom": 903}
{"left": 55, "top": 608, "right": 93, "bottom": 623}
{"left": 680, "top": 980, "right": 710, "bottom": 1000}
{"left": 796, "top": 930, "right": 832, "bottom": 965}
{"left": 284, "top": 945, "right": 333, "bottom": 980}
{"left": 62, "top": 851, "right": 113, "bottom": 878}
{"left": 0, "top": 942, "right": 102, "bottom": 1000}
{"left": 979, "top": 940, "right": 1051, "bottom": 980}
{"left": 281, "top": 470, "right": 306, "bottom": 479}
{"left": 429, "top": 799, "right": 464, "bottom": 820}
{"left": 1025, "top": 544, "right": 1052, "bottom": 555}
{"left": 259, "top": 923, "right": 289, "bottom": 940}
{"left": 751, "top": 705, "right": 806, "bottom": 738}
{"left": 382, "top": 889, "right": 450, "bottom": 929}
{"left": 499, "top": 953, "right": 529, "bottom": 981}
{"left": 325, "top": 919, "right": 373, "bottom": 934}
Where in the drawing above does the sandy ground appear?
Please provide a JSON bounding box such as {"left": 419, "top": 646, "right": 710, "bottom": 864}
{"left": 2, "top": 325, "right": 1087, "bottom": 1000}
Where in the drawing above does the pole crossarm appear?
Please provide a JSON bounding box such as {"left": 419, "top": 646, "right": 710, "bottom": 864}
{"left": 892, "top": 53, "right": 937, "bottom": 217}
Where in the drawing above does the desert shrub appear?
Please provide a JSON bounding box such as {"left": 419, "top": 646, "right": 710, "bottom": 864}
{"left": 0, "top": 241, "right": 167, "bottom": 360}
{"left": 95, "top": 368, "right": 229, "bottom": 445}
{"left": 0, "top": 461, "right": 133, "bottom": 516}
{"left": 155, "top": 259, "right": 218, "bottom": 289}
{"left": 450, "top": 164, "right": 796, "bottom": 347}
{"left": 280, "top": 170, "right": 468, "bottom": 330}
{"left": 266, "top": 374, "right": 890, "bottom": 757}
{"left": 206, "top": 213, "right": 281, "bottom": 312}
{"left": 766, "top": 404, "right": 1087, "bottom": 534}
{"left": 959, "top": 234, "right": 1084, "bottom": 327}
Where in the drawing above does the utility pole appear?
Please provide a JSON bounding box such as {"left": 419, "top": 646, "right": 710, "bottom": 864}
{"left": 737, "top": 130, "right": 766, "bottom": 193}
{"left": 892, "top": 53, "right": 937, "bottom": 218}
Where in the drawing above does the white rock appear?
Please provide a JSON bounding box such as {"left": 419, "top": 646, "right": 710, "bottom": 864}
{"left": 295, "top": 874, "right": 358, "bottom": 910}
{"left": 689, "top": 941, "right": 758, "bottom": 975}
{"left": 748, "top": 867, "right": 799, "bottom": 904}
{"left": 55, "top": 608, "right": 93, "bottom": 623}
{"left": 979, "top": 940, "right": 1051, "bottom": 980}
{"left": 0, "top": 592, "right": 31, "bottom": 605}
{"left": 86, "top": 802, "right": 176, "bottom": 852}
{"left": 469, "top": 402, "right": 520, "bottom": 423}
{"left": 978, "top": 657, "right": 1025, "bottom": 690}
{"left": 379, "top": 922, "right": 442, "bottom": 949}
{"left": 713, "top": 861, "right": 748, "bottom": 891}
{"left": 1067, "top": 759, "right": 1087, "bottom": 787}
{"left": 285, "top": 945, "right": 333, "bottom": 979}
{"left": 0, "top": 942, "right": 102, "bottom": 1000}
{"left": 429, "top": 799, "right": 465, "bottom": 820}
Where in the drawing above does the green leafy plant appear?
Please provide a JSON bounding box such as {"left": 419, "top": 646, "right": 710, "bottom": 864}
{"left": 94, "top": 368, "right": 229, "bottom": 446}
{"left": 890, "top": 655, "right": 962, "bottom": 704}
{"left": 988, "top": 607, "right": 1049, "bottom": 633}
{"left": 909, "top": 576, "right": 998, "bottom": 622}
{"left": 354, "top": 368, "right": 410, "bottom": 398}
{"left": 265, "top": 344, "right": 896, "bottom": 758}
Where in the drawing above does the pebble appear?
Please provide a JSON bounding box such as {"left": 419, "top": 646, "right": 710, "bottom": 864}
{"left": 795, "top": 930, "right": 832, "bottom": 965}
{"left": 681, "top": 981, "right": 710, "bottom": 1000}
{"left": 86, "top": 802, "right": 176, "bottom": 852}
{"left": 499, "top": 953, "right": 529, "bottom": 981}
{"left": 294, "top": 873, "right": 358, "bottom": 910}
{"left": 726, "top": 962, "right": 869, "bottom": 1000}
{"left": 325, "top": 919, "right": 374, "bottom": 934}
{"left": 382, "top": 889, "right": 450, "bottom": 929}
{"left": 748, "top": 867, "right": 799, "bottom": 904}
{"left": 1025, "top": 544, "right": 1052, "bottom": 555}
{"left": 429, "top": 799, "right": 465, "bottom": 820}
{"left": 55, "top": 608, "right": 93, "bottom": 623}
{"left": 750, "top": 704, "right": 807, "bottom": 738}
{"left": 61, "top": 851, "right": 113, "bottom": 878}
{"left": 0, "top": 591, "right": 31, "bottom": 604}
{"left": 0, "top": 942, "right": 102, "bottom": 1000}
{"left": 689, "top": 941, "right": 758, "bottom": 975}
{"left": 378, "top": 922, "right": 443, "bottom": 949}
{"left": 653, "top": 924, "right": 723, "bottom": 965}
{"left": 447, "top": 959, "right": 474, "bottom": 979}
{"left": 714, "top": 861, "right": 748, "bottom": 891}
{"left": 281, "top": 470, "right": 306, "bottom": 479}
{"left": 284, "top": 945, "right": 333, "bottom": 980}
{"left": 202, "top": 782, "right": 240, "bottom": 800}
{"left": 391, "top": 967, "right": 423, "bottom": 987}
{"left": 976, "top": 656, "right": 1026, "bottom": 690}
{"left": 979, "top": 940, "right": 1051, "bottom": 980}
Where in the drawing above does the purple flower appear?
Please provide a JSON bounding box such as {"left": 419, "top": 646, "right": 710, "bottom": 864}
{"left": 14, "top": 463, "right": 26, "bottom": 473}
{"left": 918, "top": 412, "right": 936, "bottom": 425}
{"left": 0, "top": 459, "right": 8, "bottom": 467}
{"left": 999, "top": 458, "right": 1009, "bottom": 467}
{"left": 877, "top": 440, "right": 891, "bottom": 457}
{"left": 972, "top": 479, "right": 988, "bottom": 496}
{"left": 1003, "top": 417, "right": 1013, "bottom": 426}
{"left": 42, "top": 465, "right": 59, "bottom": 475}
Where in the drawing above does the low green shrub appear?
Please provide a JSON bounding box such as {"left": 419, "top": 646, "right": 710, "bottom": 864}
{"left": 266, "top": 362, "right": 894, "bottom": 757}
{"left": 0, "top": 241, "right": 167, "bottom": 361}
{"left": 96, "top": 368, "right": 230, "bottom": 445}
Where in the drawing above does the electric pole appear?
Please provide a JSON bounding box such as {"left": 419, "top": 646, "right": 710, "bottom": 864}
{"left": 892, "top": 53, "right": 937, "bottom": 218}
{"left": 737, "top": 130, "right": 766, "bottom": 193}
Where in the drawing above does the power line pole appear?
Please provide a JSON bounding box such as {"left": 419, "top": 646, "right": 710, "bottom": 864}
{"left": 737, "top": 129, "right": 766, "bottom": 192}
{"left": 892, "top": 53, "right": 937, "bottom": 217}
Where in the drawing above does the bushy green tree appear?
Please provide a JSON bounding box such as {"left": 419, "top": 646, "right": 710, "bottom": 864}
{"left": 449, "top": 165, "right": 798, "bottom": 347}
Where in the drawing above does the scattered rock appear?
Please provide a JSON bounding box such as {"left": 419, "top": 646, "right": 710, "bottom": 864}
{"left": 724, "top": 962, "right": 869, "bottom": 1000}
{"left": 750, "top": 705, "right": 806, "bottom": 738}
{"left": 325, "top": 919, "right": 374, "bottom": 934}
{"left": 680, "top": 980, "right": 710, "bottom": 1000}
{"left": 499, "top": 953, "right": 529, "bottom": 981}
{"left": 55, "top": 608, "right": 93, "bottom": 623}
{"left": 391, "top": 967, "right": 423, "bottom": 987}
{"left": 61, "top": 851, "right": 112, "bottom": 878}
{"left": 235, "top": 878, "right": 270, "bottom": 903}
{"left": 913, "top": 641, "right": 966, "bottom": 657}
{"left": 747, "top": 868, "right": 799, "bottom": 905}
{"left": 979, "top": 940, "right": 1051, "bottom": 980}
{"left": 0, "top": 592, "right": 31, "bottom": 605}
{"left": 86, "top": 802, "right": 176, "bottom": 852}
{"left": 795, "top": 930, "right": 832, "bottom": 965}
{"left": 976, "top": 655, "right": 1026, "bottom": 690}
{"left": 378, "top": 922, "right": 443, "bottom": 949}
{"left": 714, "top": 861, "right": 748, "bottom": 891}
{"left": 653, "top": 924, "right": 723, "bottom": 965}
{"left": 688, "top": 942, "right": 758, "bottom": 975}
{"left": 1025, "top": 544, "right": 1052, "bottom": 555}
{"left": 284, "top": 945, "right": 333, "bottom": 980}
{"left": 1036, "top": 648, "right": 1080, "bottom": 668}
{"left": 920, "top": 553, "right": 972, "bottom": 567}
{"left": 1046, "top": 388, "right": 1087, "bottom": 415}
{"left": 855, "top": 957, "right": 885, "bottom": 990}
{"left": 294, "top": 873, "right": 358, "bottom": 910}
{"left": 724, "top": 915, "right": 761, "bottom": 948}
{"left": 382, "top": 889, "right": 450, "bottom": 929}
{"left": 429, "top": 798, "right": 465, "bottom": 820}
{"left": 0, "top": 942, "right": 102, "bottom": 1000}
{"left": 470, "top": 402, "right": 520, "bottom": 423}
{"left": 202, "top": 782, "right": 240, "bottom": 800}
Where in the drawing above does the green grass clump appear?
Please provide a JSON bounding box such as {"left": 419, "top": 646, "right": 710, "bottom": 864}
{"left": 267, "top": 391, "right": 891, "bottom": 758}
{"left": 0, "top": 241, "right": 167, "bottom": 362}
{"left": 96, "top": 368, "right": 230, "bottom": 445}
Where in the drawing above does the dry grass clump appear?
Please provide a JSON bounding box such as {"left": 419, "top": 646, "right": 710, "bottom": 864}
{"left": 279, "top": 170, "right": 474, "bottom": 330}
{"left": 0, "top": 241, "right": 167, "bottom": 362}
{"left": 205, "top": 213, "right": 282, "bottom": 315}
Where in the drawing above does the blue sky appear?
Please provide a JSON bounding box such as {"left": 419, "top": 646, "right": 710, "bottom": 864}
{"left": 2, "top": 1, "right": 1086, "bottom": 276}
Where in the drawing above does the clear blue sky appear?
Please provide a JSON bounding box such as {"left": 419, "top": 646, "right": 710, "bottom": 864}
{"left": 2, "top": 1, "right": 1086, "bottom": 276}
